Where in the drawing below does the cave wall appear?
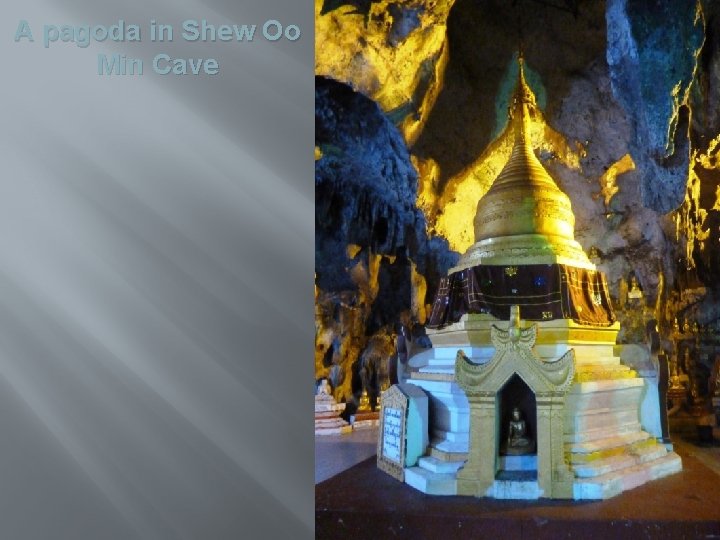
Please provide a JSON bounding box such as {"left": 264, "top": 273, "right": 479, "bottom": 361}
{"left": 315, "top": 0, "right": 720, "bottom": 404}
{"left": 315, "top": 77, "right": 456, "bottom": 406}
{"left": 315, "top": 0, "right": 455, "bottom": 144}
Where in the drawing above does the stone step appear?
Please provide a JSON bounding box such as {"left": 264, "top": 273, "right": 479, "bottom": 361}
{"left": 566, "top": 382, "right": 644, "bottom": 422}
{"left": 564, "top": 421, "right": 643, "bottom": 444}
{"left": 408, "top": 379, "right": 462, "bottom": 393}
{"left": 430, "top": 437, "right": 469, "bottom": 454}
{"left": 573, "top": 452, "right": 682, "bottom": 499}
{"left": 499, "top": 454, "right": 538, "bottom": 471}
{"left": 315, "top": 418, "right": 350, "bottom": 428}
{"left": 404, "top": 467, "right": 457, "bottom": 496}
{"left": 567, "top": 356, "right": 620, "bottom": 366}
{"left": 534, "top": 344, "right": 616, "bottom": 358}
{"left": 429, "top": 447, "right": 468, "bottom": 462}
{"left": 564, "top": 406, "right": 639, "bottom": 434}
{"left": 315, "top": 425, "right": 352, "bottom": 436}
{"left": 565, "top": 430, "right": 651, "bottom": 454}
{"left": 427, "top": 347, "right": 494, "bottom": 361}
{"left": 571, "top": 444, "right": 668, "bottom": 478}
{"left": 568, "top": 378, "right": 644, "bottom": 394}
{"left": 574, "top": 364, "right": 633, "bottom": 375}
{"left": 574, "top": 364, "right": 637, "bottom": 382}
{"left": 315, "top": 411, "right": 345, "bottom": 419}
{"left": 568, "top": 434, "right": 656, "bottom": 464}
{"left": 352, "top": 419, "right": 379, "bottom": 430}
{"left": 417, "top": 456, "right": 466, "bottom": 474}
{"left": 411, "top": 371, "right": 455, "bottom": 382}
{"left": 417, "top": 366, "right": 455, "bottom": 374}
{"left": 575, "top": 361, "right": 631, "bottom": 369}
{"left": 488, "top": 479, "right": 543, "bottom": 499}
{"left": 315, "top": 402, "right": 346, "bottom": 413}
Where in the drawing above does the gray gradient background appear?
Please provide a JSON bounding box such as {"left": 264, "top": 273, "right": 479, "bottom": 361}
{"left": 1, "top": 1, "right": 313, "bottom": 538}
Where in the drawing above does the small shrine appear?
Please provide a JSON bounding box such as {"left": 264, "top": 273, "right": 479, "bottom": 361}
{"left": 353, "top": 389, "right": 380, "bottom": 429}
{"left": 380, "top": 56, "right": 682, "bottom": 499}
{"left": 454, "top": 306, "right": 575, "bottom": 498}
{"left": 665, "top": 313, "right": 719, "bottom": 442}
{"left": 315, "top": 379, "right": 352, "bottom": 435}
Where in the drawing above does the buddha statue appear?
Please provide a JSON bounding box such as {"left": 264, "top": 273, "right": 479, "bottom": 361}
{"left": 690, "top": 377, "right": 702, "bottom": 404}
{"left": 669, "top": 360, "right": 684, "bottom": 390}
{"left": 377, "top": 380, "right": 391, "bottom": 408}
{"left": 712, "top": 355, "right": 720, "bottom": 398}
{"left": 317, "top": 379, "right": 332, "bottom": 396}
{"left": 627, "top": 274, "right": 643, "bottom": 300}
{"left": 357, "top": 388, "right": 372, "bottom": 412}
{"left": 506, "top": 407, "right": 534, "bottom": 455}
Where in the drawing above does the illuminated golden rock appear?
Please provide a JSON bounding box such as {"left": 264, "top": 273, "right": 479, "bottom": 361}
{"left": 597, "top": 153, "right": 635, "bottom": 208}
{"left": 315, "top": 0, "right": 453, "bottom": 144}
{"left": 454, "top": 56, "right": 592, "bottom": 272}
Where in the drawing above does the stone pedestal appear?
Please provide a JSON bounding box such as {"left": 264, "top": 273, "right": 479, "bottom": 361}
{"left": 667, "top": 386, "right": 688, "bottom": 416}
{"left": 400, "top": 314, "right": 682, "bottom": 499}
{"left": 352, "top": 410, "right": 380, "bottom": 429}
{"left": 315, "top": 380, "right": 352, "bottom": 436}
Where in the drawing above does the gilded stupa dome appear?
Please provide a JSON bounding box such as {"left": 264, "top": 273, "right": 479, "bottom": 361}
{"left": 453, "top": 55, "right": 592, "bottom": 272}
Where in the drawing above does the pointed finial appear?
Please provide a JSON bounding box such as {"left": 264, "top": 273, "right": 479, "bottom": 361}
{"left": 517, "top": 57, "right": 527, "bottom": 100}
{"left": 512, "top": 47, "right": 534, "bottom": 108}
{"left": 509, "top": 49, "right": 535, "bottom": 145}
{"left": 516, "top": 3, "right": 525, "bottom": 64}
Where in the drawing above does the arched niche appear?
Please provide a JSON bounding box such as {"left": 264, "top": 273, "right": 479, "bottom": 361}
{"left": 454, "top": 313, "right": 575, "bottom": 498}
{"left": 498, "top": 374, "right": 536, "bottom": 458}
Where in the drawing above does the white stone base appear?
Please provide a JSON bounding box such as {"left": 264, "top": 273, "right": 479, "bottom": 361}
{"left": 315, "top": 425, "right": 352, "bottom": 436}
{"left": 404, "top": 466, "right": 457, "bottom": 495}
{"left": 573, "top": 452, "right": 682, "bottom": 499}
{"left": 397, "top": 315, "right": 683, "bottom": 500}
{"left": 417, "top": 456, "right": 466, "bottom": 474}
{"left": 315, "top": 402, "right": 346, "bottom": 413}
{"left": 352, "top": 419, "right": 379, "bottom": 429}
{"left": 315, "top": 415, "right": 352, "bottom": 436}
{"left": 430, "top": 437, "right": 469, "bottom": 454}
{"left": 572, "top": 444, "right": 667, "bottom": 478}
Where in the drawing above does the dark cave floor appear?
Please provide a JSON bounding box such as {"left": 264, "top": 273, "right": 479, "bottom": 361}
{"left": 316, "top": 424, "right": 720, "bottom": 539}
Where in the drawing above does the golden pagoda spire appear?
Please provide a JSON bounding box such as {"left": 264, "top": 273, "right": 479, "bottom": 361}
{"left": 510, "top": 51, "right": 536, "bottom": 146}
{"left": 451, "top": 53, "right": 593, "bottom": 272}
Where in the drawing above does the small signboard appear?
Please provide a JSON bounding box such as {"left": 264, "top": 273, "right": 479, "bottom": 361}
{"left": 377, "top": 383, "right": 429, "bottom": 482}
{"left": 377, "top": 385, "right": 408, "bottom": 481}
{"left": 381, "top": 407, "right": 403, "bottom": 462}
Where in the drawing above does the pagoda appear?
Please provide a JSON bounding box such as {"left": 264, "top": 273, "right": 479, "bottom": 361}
{"left": 397, "top": 56, "right": 682, "bottom": 499}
